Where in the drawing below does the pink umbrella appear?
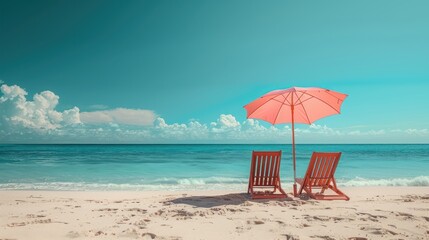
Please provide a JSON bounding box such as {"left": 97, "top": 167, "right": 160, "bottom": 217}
{"left": 244, "top": 87, "right": 347, "bottom": 196}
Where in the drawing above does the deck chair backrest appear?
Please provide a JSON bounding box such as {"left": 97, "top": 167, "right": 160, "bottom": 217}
{"left": 249, "top": 151, "right": 282, "bottom": 187}
{"left": 304, "top": 152, "right": 341, "bottom": 187}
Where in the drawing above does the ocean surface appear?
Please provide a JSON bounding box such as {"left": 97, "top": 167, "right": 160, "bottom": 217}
{"left": 0, "top": 144, "right": 428, "bottom": 191}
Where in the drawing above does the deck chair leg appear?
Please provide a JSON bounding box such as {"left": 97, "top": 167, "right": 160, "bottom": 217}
{"left": 297, "top": 184, "right": 302, "bottom": 194}
{"left": 327, "top": 184, "right": 350, "bottom": 200}
{"left": 320, "top": 186, "right": 328, "bottom": 194}
{"left": 332, "top": 178, "right": 338, "bottom": 189}
{"left": 297, "top": 180, "right": 305, "bottom": 195}
{"left": 275, "top": 180, "right": 285, "bottom": 196}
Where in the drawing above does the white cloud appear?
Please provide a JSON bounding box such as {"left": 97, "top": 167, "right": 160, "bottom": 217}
{"left": 391, "top": 128, "right": 428, "bottom": 136}
{"left": 347, "top": 129, "right": 385, "bottom": 136}
{"left": 210, "top": 114, "right": 241, "bottom": 133}
{"left": 0, "top": 84, "right": 81, "bottom": 131}
{"left": 1, "top": 83, "right": 428, "bottom": 144}
{"left": 217, "top": 114, "right": 240, "bottom": 128}
{"left": 0, "top": 84, "right": 27, "bottom": 101}
{"left": 154, "top": 117, "right": 209, "bottom": 140}
{"left": 152, "top": 115, "right": 288, "bottom": 142}
{"left": 62, "top": 107, "right": 81, "bottom": 126}
{"left": 80, "top": 108, "right": 156, "bottom": 126}
{"left": 306, "top": 124, "right": 341, "bottom": 135}
{"left": 242, "top": 119, "right": 266, "bottom": 131}
{"left": 368, "top": 130, "right": 385, "bottom": 135}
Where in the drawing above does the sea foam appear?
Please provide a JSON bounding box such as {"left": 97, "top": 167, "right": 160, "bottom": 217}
{"left": 340, "top": 176, "right": 429, "bottom": 187}
{"left": 0, "top": 176, "right": 428, "bottom": 191}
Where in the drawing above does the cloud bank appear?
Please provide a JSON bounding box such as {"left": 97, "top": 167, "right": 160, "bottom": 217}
{"left": 0, "top": 83, "right": 428, "bottom": 143}
{"left": 80, "top": 108, "right": 156, "bottom": 126}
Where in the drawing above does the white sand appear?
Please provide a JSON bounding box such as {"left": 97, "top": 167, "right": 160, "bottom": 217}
{"left": 0, "top": 187, "right": 428, "bottom": 240}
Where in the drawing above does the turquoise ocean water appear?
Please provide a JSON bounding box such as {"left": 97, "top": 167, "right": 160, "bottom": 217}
{"left": 0, "top": 144, "right": 428, "bottom": 191}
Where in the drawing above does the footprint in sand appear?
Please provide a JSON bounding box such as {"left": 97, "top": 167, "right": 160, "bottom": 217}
{"left": 32, "top": 218, "right": 52, "bottom": 224}
{"left": 304, "top": 215, "right": 329, "bottom": 222}
{"left": 226, "top": 208, "right": 245, "bottom": 213}
{"left": 126, "top": 208, "right": 148, "bottom": 213}
{"left": 66, "top": 231, "right": 80, "bottom": 238}
{"left": 276, "top": 220, "right": 286, "bottom": 225}
{"left": 170, "top": 209, "right": 194, "bottom": 219}
{"left": 133, "top": 219, "right": 147, "bottom": 229}
{"left": 356, "top": 212, "right": 386, "bottom": 222}
{"left": 116, "top": 217, "right": 130, "bottom": 224}
{"left": 235, "top": 225, "right": 245, "bottom": 233}
{"left": 395, "top": 212, "right": 415, "bottom": 220}
{"left": 142, "top": 232, "right": 157, "bottom": 239}
{"left": 7, "top": 222, "right": 26, "bottom": 227}
{"left": 28, "top": 195, "right": 43, "bottom": 199}
{"left": 282, "top": 234, "right": 299, "bottom": 240}
{"left": 26, "top": 214, "right": 46, "bottom": 218}
{"left": 360, "top": 226, "right": 398, "bottom": 236}
{"left": 299, "top": 223, "right": 310, "bottom": 228}
{"left": 247, "top": 220, "right": 264, "bottom": 225}
{"left": 94, "top": 230, "right": 107, "bottom": 236}
{"left": 120, "top": 228, "right": 139, "bottom": 238}
{"left": 310, "top": 236, "right": 335, "bottom": 240}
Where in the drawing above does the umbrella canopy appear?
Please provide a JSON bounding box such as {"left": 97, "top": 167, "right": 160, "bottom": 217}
{"left": 244, "top": 87, "right": 347, "bottom": 196}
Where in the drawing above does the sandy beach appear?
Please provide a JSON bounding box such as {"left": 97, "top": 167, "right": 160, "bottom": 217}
{"left": 0, "top": 187, "right": 428, "bottom": 240}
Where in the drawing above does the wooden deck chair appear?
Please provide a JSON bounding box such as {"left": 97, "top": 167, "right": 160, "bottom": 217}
{"left": 248, "top": 151, "right": 287, "bottom": 199}
{"left": 296, "top": 152, "right": 349, "bottom": 200}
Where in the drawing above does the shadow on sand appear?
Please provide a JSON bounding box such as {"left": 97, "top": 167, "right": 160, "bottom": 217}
{"left": 167, "top": 192, "right": 310, "bottom": 208}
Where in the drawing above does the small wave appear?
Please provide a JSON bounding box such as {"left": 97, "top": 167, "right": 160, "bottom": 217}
{"left": 148, "top": 177, "right": 247, "bottom": 185}
{"left": 0, "top": 178, "right": 248, "bottom": 191}
{"left": 0, "top": 176, "right": 428, "bottom": 191}
{"left": 340, "top": 176, "right": 429, "bottom": 187}
{"left": 175, "top": 177, "right": 247, "bottom": 185}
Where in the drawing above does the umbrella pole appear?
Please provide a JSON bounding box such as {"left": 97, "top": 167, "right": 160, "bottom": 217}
{"left": 291, "top": 104, "right": 297, "bottom": 197}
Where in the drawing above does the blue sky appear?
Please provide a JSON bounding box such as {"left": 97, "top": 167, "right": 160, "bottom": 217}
{"left": 0, "top": 0, "right": 428, "bottom": 143}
